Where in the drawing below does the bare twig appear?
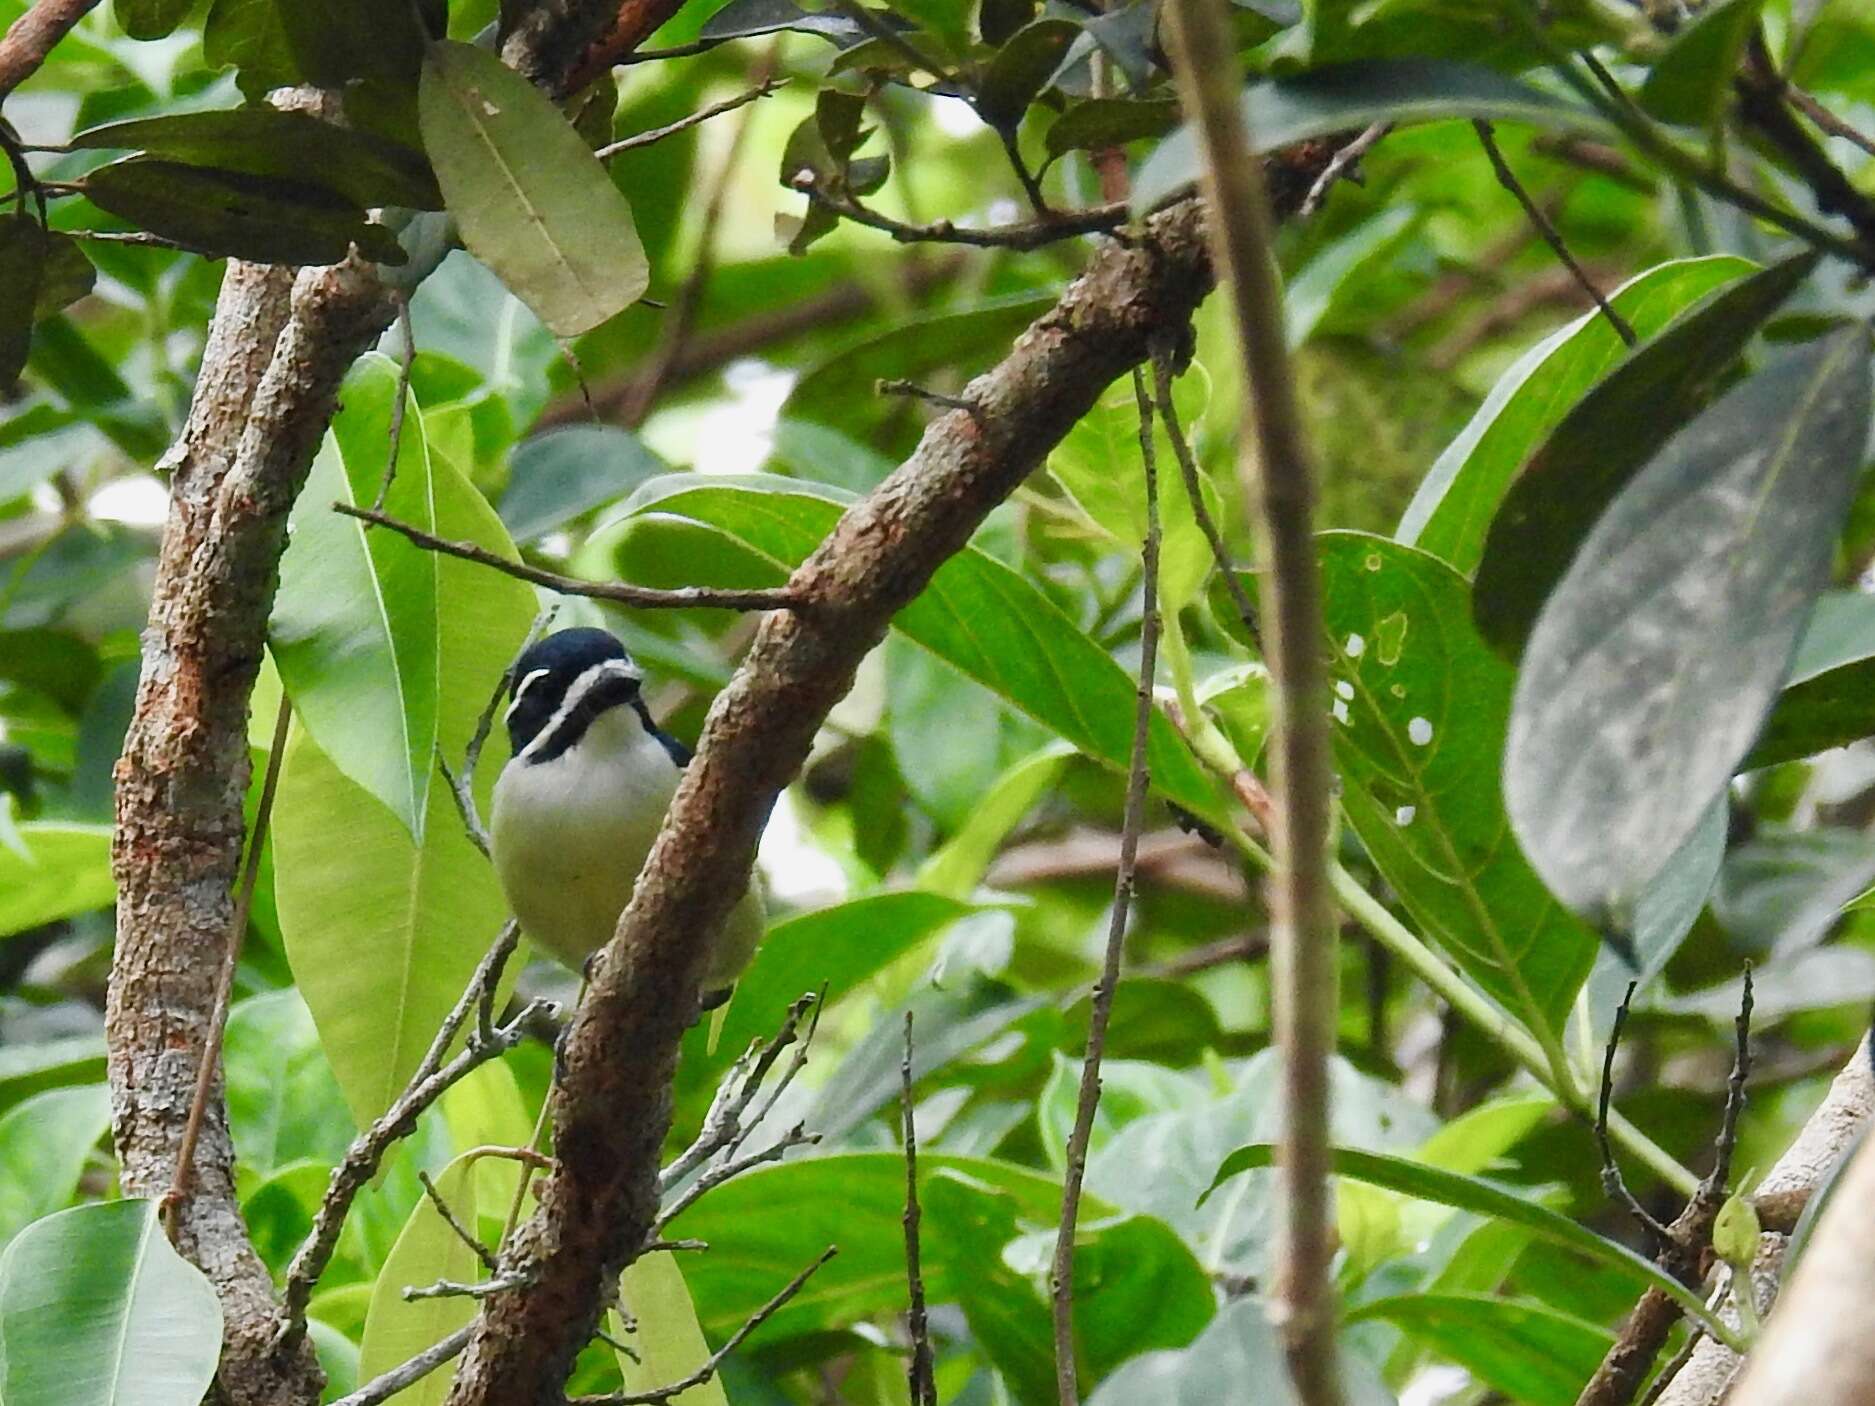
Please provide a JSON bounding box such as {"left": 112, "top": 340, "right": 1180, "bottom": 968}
{"left": 163, "top": 692, "right": 292, "bottom": 1240}
{"left": 878, "top": 377, "right": 982, "bottom": 420}
{"left": 418, "top": 1170, "right": 500, "bottom": 1273}
{"left": 0, "top": 0, "right": 101, "bottom": 101}
{"left": 1784, "top": 85, "right": 1875, "bottom": 159}
{"left": 441, "top": 606, "right": 558, "bottom": 860}
{"left": 902, "top": 1013, "right": 936, "bottom": 1406}
{"left": 1300, "top": 121, "right": 1393, "bottom": 219}
{"left": 1165, "top": 4, "right": 1342, "bottom": 1402}
{"left": 1473, "top": 119, "right": 1636, "bottom": 348}
{"left": 332, "top": 503, "right": 808, "bottom": 612}
{"left": 594, "top": 78, "right": 784, "bottom": 161}
{"left": 791, "top": 173, "right": 1130, "bottom": 250}
{"left": 1530, "top": 134, "right": 1656, "bottom": 193}
{"left": 570, "top": 1247, "right": 838, "bottom": 1406}
{"left": 1597, "top": 983, "right": 1674, "bottom": 1248}
{"left": 1734, "top": 35, "right": 1875, "bottom": 249}
{"left": 369, "top": 297, "right": 416, "bottom": 512}
{"left": 657, "top": 1122, "right": 818, "bottom": 1230}
{"left": 332, "top": 1323, "right": 477, "bottom": 1406}
{"left": 274, "top": 940, "right": 548, "bottom": 1350}
{"left": 1049, "top": 367, "right": 1161, "bottom": 1406}
{"left": 404, "top": 1270, "right": 530, "bottom": 1303}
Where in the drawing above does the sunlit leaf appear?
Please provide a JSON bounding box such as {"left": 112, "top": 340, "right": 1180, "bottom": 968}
{"left": 0, "top": 822, "right": 114, "bottom": 938}
{"left": 613, "top": 1252, "right": 729, "bottom": 1406}
{"left": 358, "top": 1155, "right": 483, "bottom": 1406}
{"left": 0, "top": 1086, "right": 109, "bottom": 1247}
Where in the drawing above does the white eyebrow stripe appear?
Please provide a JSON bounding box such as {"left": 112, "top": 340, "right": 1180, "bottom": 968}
{"left": 517, "top": 657, "right": 640, "bottom": 763}
{"left": 503, "top": 667, "right": 554, "bottom": 723}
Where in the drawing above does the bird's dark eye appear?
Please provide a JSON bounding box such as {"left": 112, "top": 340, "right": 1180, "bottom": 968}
{"left": 505, "top": 678, "right": 559, "bottom": 756}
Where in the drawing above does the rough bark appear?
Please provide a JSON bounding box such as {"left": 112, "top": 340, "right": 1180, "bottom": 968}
{"left": 0, "top": 0, "right": 100, "bottom": 100}
{"left": 442, "top": 146, "right": 1335, "bottom": 1405}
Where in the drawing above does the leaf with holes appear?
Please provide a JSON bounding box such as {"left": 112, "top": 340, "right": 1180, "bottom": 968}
{"left": 419, "top": 40, "right": 647, "bottom": 337}
{"left": 1312, "top": 532, "right": 1599, "bottom": 1036}
{"left": 1506, "top": 328, "right": 1873, "bottom": 927}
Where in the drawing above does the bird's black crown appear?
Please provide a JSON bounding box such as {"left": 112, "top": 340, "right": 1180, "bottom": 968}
{"left": 504, "top": 628, "right": 641, "bottom": 762}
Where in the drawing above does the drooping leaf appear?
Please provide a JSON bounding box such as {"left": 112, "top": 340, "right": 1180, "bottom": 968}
{"left": 0, "top": 822, "right": 115, "bottom": 938}
{"left": 917, "top": 742, "right": 1073, "bottom": 898}
{"left": 612, "top": 1252, "right": 730, "bottom": 1406}
{"left": 975, "top": 18, "right": 1081, "bottom": 132}
{"left": 273, "top": 353, "right": 534, "bottom": 840}
{"left": 357, "top": 1155, "right": 483, "bottom": 1406}
{"left": 1639, "top": 0, "right": 1763, "bottom": 129}
{"left": 1133, "top": 58, "right": 1604, "bottom": 212}
{"left": 1398, "top": 254, "right": 1762, "bottom": 575}
{"left": 499, "top": 424, "right": 666, "bottom": 543}
{"left": 0, "top": 1200, "right": 222, "bottom": 1406}
{"left": 1746, "top": 593, "right": 1875, "bottom": 769}
{"left": 1311, "top": 533, "right": 1599, "bottom": 1034}
{"left": 1202, "top": 1145, "right": 1732, "bottom": 1338}
{"left": 80, "top": 158, "right": 406, "bottom": 266}
{"left": 113, "top": 0, "right": 195, "bottom": 40}
{"left": 31, "top": 232, "right": 95, "bottom": 322}
{"left": 0, "top": 1086, "right": 110, "bottom": 1247}
{"left": 1346, "top": 1293, "right": 1614, "bottom": 1406}
{"left": 419, "top": 40, "right": 648, "bottom": 337}
{"left": 71, "top": 109, "right": 443, "bottom": 211}
{"left": 1505, "top": 327, "right": 1873, "bottom": 927}
{"left": 621, "top": 478, "right": 1228, "bottom": 824}
{"left": 1044, "top": 97, "right": 1179, "bottom": 161}
{"left": 1471, "top": 252, "right": 1817, "bottom": 655}
{"left": 0, "top": 217, "right": 47, "bottom": 392}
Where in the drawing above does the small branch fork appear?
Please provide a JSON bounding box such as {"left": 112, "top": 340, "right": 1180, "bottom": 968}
{"left": 332, "top": 502, "right": 808, "bottom": 613}
{"left": 1300, "top": 121, "right": 1393, "bottom": 219}
{"left": 1578, "top": 971, "right": 1754, "bottom": 1406}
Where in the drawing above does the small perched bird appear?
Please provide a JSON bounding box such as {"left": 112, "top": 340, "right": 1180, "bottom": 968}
{"left": 490, "top": 627, "right": 764, "bottom": 1006}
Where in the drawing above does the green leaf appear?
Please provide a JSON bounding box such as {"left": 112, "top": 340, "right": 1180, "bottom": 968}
{"left": 1506, "top": 328, "right": 1873, "bottom": 926}
{"left": 613, "top": 1253, "right": 729, "bottom": 1406}
{"left": 0, "top": 1200, "right": 222, "bottom": 1406}
{"left": 79, "top": 157, "right": 406, "bottom": 266}
{"left": 276, "top": 0, "right": 436, "bottom": 86}
{"left": 31, "top": 232, "right": 95, "bottom": 323}
{"left": 1037, "top": 1053, "right": 1200, "bottom": 1173}
{"left": 114, "top": 0, "right": 195, "bottom": 39}
{"left": 273, "top": 720, "right": 511, "bottom": 1127}
{"left": 975, "top": 18, "right": 1081, "bottom": 131}
{"left": 358, "top": 1155, "right": 483, "bottom": 1406}
{"left": 499, "top": 425, "right": 666, "bottom": 543}
{"left": 917, "top": 742, "right": 1074, "bottom": 898}
{"left": 0, "top": 1038, "right": 106, "bottom": 1117}
{"left": 1285, "top": 204, "right": 1418, "bottom": 348}
{"left": 1397, "top": 254, "right": 1760, "bottom": 574}
{"left": 273, "top": 354, "right": 534, "bottom": 840}
{"left": 70, "top": 109, "right": 443, "bottom": 211}
{"left": 623, "top": 478, "right": 1228, "bottom": 824}
{"left": 0, "top": 216, "right": 47, "bottom": 393}
{"left": 419, "top": 40, "right": 648, "bottom": 337}
{"left": 0, "top": 1086, "right": 110, "bottom": 1247}
{"left": 0, "top": 822, "right": 114, "bottom": 938}
{"left": 1471, "top": 252, "right": 1816, "bottom": 655}
{"left": 1746, "top": 593, "right": 1875, "bottom": 768}
{"left": 1639, "top": 0, "right": 1763, "bottom": 129}
{"left": 700, "top": 0, "right": 863, "bottom": 43}
{"left": 1044, "top": 97, "right": 1179, "bottom": 161}
{"left": 1202, "top": 1145, "right": 1732, "bottom": 1339}
{"left": 203, "top": 0, "right": 304, "bottom": 101}
{"left": 223, "top": 990, "right": 354, "bottom": 1178}
{"left": 1345, "top": 1293, "right": 1614, "bottom": 1406}
{"left": 1133, "top": 58, "right": 1605, "bottom": 212}
{"left": 919, "top": 1173, "right": 1056, "bottom": 1405}
{"left": 1313, "top": 533, "right": 1598, "bottom": 1034}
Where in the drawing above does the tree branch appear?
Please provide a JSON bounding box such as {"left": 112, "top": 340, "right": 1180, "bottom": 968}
{"left": 0, "top": 0, "right": 99, "bottom": 101}
{"left": 901, "top": 1013, "right": 936, "bottom": 1406}
{"left": 1164, "top": 4, "right": 1341, "bottom": 1404}
{"left": 791, "top": 173, "right": 1130, "bottom": 250}
{"left": 594, "top": 78, "right": 783, "bottom": 161}
{"left": 438, "top": 129, "right": 1337, "bottom": 1398}
{"left": 332, "top": 503, "right": 809, "bottom": 612}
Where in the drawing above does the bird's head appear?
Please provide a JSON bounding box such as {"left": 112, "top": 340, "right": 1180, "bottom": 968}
{"left": 504, "top": 627, "right": 644, "bottom": 764}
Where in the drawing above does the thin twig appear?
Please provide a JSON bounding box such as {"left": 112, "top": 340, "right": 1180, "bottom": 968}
{"left": 1473, "top": 118, "right": 1636, "bottom": 347}
{"left": 902, "top": 1012, "right": 936, "bottom": 1406}
{"left": 441, "top": 606, "right": 558, "bottom": 860}
{"left": 791, "top": 174, "right": 1129, "bottom": 250}
{"left": 416, "top": 1170, "right": 499, "bottom": 1273}
{"left": 1149, "top": 340, "right": 1260, "bottom": 650}
{"left": 595, "top": 78, "right": 784, "bottom": 160}
{"left": 403, "top": 1270, "right": 529, "bottom": 1302}
{"left": 163, "top": 692, "right": 293, "bottom": 1239}
{"left": 830, "top": 0, "right": 949, "bottom": 82}
{"left": 332, "top": 503, "right": 808, "bottom": 612}
{"left": 1300, "top": 121, "right": 1393, "bottom": 219}
{"left": 878, "top": 377, "right": 982, "bottom": 420}
{"left": 999, "top": 127, "right": 1053, "bottom": 217}
{"left": 369, "top": 297, "right": 416, "bottom": 512}
{"left": 1785, "top": 84, "right": 1875, "bottom": 159}
{"left": 656, "top": 1122, "right": 818, "bottom": 1229}
{"left": 1165, "top": 3, "right": 1342, "bottom": 1402}
{"left": 1597, "top": 982, "right": 1674, "bottom": 1248}
{"left": 65, "top": 227, "right": 198, "bottom": 251}
{"left": 329, "top": 1323, "right": 476, "bottom": 1406}
{"left": 571, "top": 1246, "right": 840, "bottom": 1405}
{"left": 1049, "top": 367, "right": 1161, "bottom": 1406}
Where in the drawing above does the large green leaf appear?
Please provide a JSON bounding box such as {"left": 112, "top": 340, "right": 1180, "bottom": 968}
{"left": 0, "top": 1086, "right": 110, "bottom": 1247}
{"left": 1133, "top": 58, "right": 1604, "bottom": 212}
{"left": 1202, "top": 1145, "right": 1730, "bottom": 1338}
{"left": 223, "top": 990, "right": 354, "bottom": 1178}
{"left": 622, "top": 478, "right": 1228, "bottom": 823}
{"left": 419, "top": 40, "right": 648, "bottom": 337}
{"left": 1472, "top": 253, "right": 1817, "bottom": 655}
{"left": 499, "top": 425, "right": 667, "bottom": 544}
{"left": 0, "top": 1038, "right": 106, "bottom": 1117}
{"left": 0, "top": 822, "right": 114, "bottom": 938}
{"left": 79, "top": 157, "right": 405, "bottom": 266}
{"left": 1746, "top": 593, "right": 1875, "bottom": 769}
{"left": 613, "top": 1252, "right": 729, "bottom": 1406}
{"left": 1346, "top": 1293, "right": 1614, "bottom": 1406}
{"left": 273, "top": 353, "right": 535, "bottom": 841}
{"left": 357, "top": 1155, "right": 483, "bottom": 1406}
{"left": 0, "top": 1200, "right": 222, "bottom": 1406}
{"left": 71, "top": 109, "right": 442, "bottom": 211}
{"left": 917, "top": 743, "right": 1074, "bottom": 899}
{"left": 273, "top": 721, "right": 511, "bottom": 1127}
{"left": 1314, "top": 533, "right": 1598, "bottom": 1034}
{"left": 1397, "top": 255, "right": 1759, "bottom": 574}
{"left": 1506, "top": 328, "right": 1873, "bottom": 926}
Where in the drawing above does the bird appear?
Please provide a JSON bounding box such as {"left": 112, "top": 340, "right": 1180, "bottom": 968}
{"left": 489, "top": 627, "right": 765, "bottom": 1008}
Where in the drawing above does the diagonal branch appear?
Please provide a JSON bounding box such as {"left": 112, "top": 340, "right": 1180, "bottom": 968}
{"left": 0, "top": 0, "right": 100, "bottom": 102}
